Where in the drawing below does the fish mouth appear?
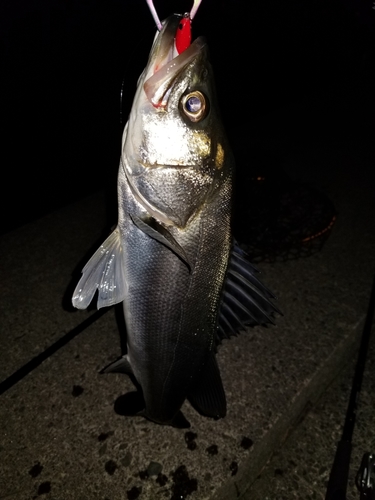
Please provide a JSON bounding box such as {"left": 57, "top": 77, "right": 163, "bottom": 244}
{"left": 144, "top": 15, "right": 206, "bottom": 108}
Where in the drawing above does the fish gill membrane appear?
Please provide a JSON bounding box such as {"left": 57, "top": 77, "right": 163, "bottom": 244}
{"left": 72, "top": 14, "right": 280, "bottom": 427}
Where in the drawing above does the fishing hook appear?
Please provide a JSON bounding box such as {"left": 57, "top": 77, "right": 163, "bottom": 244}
{"left": 145, "top": 0, "right": 203, "bottom": 31}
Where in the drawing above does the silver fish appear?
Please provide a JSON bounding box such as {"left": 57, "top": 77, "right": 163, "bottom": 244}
{"left": 72, "top": 15, "right": 278, "bottom": 427}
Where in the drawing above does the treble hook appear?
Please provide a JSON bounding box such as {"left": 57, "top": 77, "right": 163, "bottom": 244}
{"left": 145, "top": 0, "right": 203, "bottom": 31}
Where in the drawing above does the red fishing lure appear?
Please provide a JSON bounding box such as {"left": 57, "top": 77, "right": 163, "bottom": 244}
{"left": 175, "top": 14, "right": 192, "bottom": 54}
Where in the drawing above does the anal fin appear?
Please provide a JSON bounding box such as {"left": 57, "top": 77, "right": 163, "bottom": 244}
{"left": 188, "top": 353, "right": 226, "bottom": 419}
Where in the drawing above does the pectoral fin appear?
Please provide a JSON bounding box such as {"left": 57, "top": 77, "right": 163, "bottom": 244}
{"left": 72, "top": 227, "right": 126, "bottom": 310}
{"left": 130, "top": 214, "right": 191, "bottom": 271}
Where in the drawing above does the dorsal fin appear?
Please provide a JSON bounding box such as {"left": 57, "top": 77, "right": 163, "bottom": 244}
{"left": 217, "top": 242, "right": 282, "bottom": 342}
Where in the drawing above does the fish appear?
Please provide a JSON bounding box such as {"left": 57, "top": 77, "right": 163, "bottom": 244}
{"left": 72, "top": 14, "right": 279, "bottom": 427}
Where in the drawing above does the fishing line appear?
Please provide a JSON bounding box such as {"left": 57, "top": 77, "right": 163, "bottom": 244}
{"left": 0, "top": 308, "right": 108, "bottom": 396}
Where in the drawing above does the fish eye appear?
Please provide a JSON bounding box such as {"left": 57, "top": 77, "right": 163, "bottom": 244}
{"left": 180, "top": 91, "right": 208, "bottom": 122}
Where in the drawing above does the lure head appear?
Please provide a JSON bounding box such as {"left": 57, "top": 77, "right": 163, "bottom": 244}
{"left": 175, "top": 13, "right": 192, "bottom": 55}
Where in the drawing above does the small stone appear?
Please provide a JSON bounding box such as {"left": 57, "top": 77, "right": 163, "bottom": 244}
{"left": 147, "top": 461, "right": 163, "bottom": 476}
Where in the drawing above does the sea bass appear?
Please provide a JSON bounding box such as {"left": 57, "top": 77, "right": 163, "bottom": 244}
{"left": 72, "top": 14, "right": 278, "bottom": 427}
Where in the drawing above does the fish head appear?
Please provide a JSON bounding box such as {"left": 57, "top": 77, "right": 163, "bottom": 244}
{"left": 122, "top": 15, "right": 234, "bottom": 228}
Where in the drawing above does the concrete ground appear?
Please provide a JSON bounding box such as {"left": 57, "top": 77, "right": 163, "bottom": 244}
{"left": 242, "top": 317, "right": 375, "bottom": 500}
{"left": 0, "top": 100, "right": 374, "bottom": 500}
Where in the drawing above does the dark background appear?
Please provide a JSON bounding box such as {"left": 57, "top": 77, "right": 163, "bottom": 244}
{"left": 1, "top": 0, "right": 374, "bottom": 235}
